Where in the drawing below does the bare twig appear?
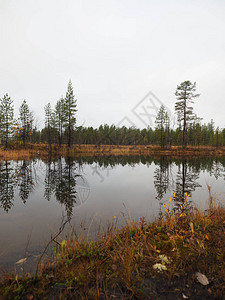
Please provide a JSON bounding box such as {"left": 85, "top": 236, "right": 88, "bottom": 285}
{"left": 35, "top": 214, "right": 69, "bottom": 276}
{"left": 22, "top": 229, "right": 32, "bottom": 275}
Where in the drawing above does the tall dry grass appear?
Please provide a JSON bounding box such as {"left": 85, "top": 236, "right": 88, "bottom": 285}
{"left": 1, "top": 143, "right": 225, "bottom": 160}
{"left": 1, "top": 198, "right": 224, "bottom": 299}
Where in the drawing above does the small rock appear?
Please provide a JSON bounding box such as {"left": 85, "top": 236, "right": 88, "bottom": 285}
{"left": 196, "top": 272, "right": 209, "bottom": 285}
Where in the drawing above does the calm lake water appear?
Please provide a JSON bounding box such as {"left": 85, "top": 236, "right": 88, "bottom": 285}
{"left": 0, "top": 156, "right": 224, "bottom": 270}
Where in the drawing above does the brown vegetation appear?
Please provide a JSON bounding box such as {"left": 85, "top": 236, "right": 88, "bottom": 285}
{"left": 0, "top": 144, "right": 225, "bottom": 160}
{"left": 0, "top": 201, "right": 224, "bottom": 299}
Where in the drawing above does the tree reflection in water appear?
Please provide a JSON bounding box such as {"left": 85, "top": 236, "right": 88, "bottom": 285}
{"left": 0, "top": 161, "right": 14, "bottom": 212}
{"left": 15, "top": 160, "right": 36, "bottom": 203}
{"left": 44, "top": 157, "right": 90, "bottom": 220}
{"left": 172, "top": 158, "right": 201, "bottom": 214}
{"left": 154, "top": 157, "right": 171, "bottom": 218}
{"left": 0, "top": 156, "right": 224, "bottom": 219}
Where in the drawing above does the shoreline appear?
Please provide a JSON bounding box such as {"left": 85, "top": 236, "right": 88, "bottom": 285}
{"left": 0, "top": 203, "right": 224, "bottom": 299}
{"left": 0, "top": 144, "right": 225, "bottom": 160}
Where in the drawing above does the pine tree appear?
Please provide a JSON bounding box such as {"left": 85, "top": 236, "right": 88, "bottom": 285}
{"left": 0, "top": 94, "right": 14, "bottom": 148}
{"left": 18, "top": 100, "right": 33, "bottom": 147}
{"left": 175, "top": 81, "right": 200, "bottom": 148}
{"left": 55, "top": 97, "right": 65, "bottom": 147}
{"left": 44, "top": 103, "right": 54, "bottom": 149}
{"left": 155, "top": 105, "right": 167, "bottom": 148}
{"left": 64, "top": 80, "right": 77, "bottom": 147}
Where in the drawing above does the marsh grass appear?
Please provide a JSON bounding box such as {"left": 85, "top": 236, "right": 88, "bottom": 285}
{"left": 0, "top": 144, "right": 225, "bottom": 160}
{"left": 0, "top": 200, "right": 225, "bottom": 299}
{"left": 0, "top": 148, "right": 39, "bottom": 160}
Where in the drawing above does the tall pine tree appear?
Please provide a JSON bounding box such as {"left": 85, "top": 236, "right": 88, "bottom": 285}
{"left": 0, "top": 94, "right": 14, "bottom": 148}
{"left": 44, "top": 103, "right": 54, "bottom": 149}
{"left": 155, "top": 105, "right": 169, "bottom": 148}
{"left": 64, "top": 80, "right": 77, "bottom": 147}
{"left": 18, "top": 100, "right": 33, "bottom": 147}
{"left": 55, "top": 97, "right": 65, "bottom": 147}
{"left": 175, "top": 81, "right": 199, "bottom": 148}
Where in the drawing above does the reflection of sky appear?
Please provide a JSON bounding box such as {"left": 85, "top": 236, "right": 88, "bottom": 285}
{"left": 0, "top": 184, "right": 63, "bottom": 266}
{"left": 82, "top": 163, "right": 157, "bottom": 221}
{"left": 192, "top": 171, "right": 225, "bottom": 210}
{"left": 0, "top": 159, "right": 224, "bottom": 269}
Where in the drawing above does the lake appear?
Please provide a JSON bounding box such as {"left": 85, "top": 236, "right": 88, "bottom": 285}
{"left": 0, "top": 156, "right": 224, "bottom": 271}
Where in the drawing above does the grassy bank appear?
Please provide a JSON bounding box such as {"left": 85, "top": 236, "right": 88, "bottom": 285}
{"left": 0, "top": 202, "right": 224, "bottom": 299}
{"left": 0, "top": 144, "right": 225, "bottom": 160}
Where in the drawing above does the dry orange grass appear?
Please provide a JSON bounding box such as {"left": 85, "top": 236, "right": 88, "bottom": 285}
{"left": 0, "top": 148, "right": 38, "bottom": 160}
{"left": 0, "top": 144, "right": 224, "bottom": 160}
{"left": 1, "top": 203, "right": 224, "bottom": 299}
{"left": 60, "top": 144, "right": 225, "bottom": 157}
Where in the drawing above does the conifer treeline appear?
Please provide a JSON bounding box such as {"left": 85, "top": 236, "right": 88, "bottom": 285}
{"left": 0, "top": 80, "right": 224, "bottom": 148}
{"left": 39, "top": 121, "right": 224, "bottom": 147}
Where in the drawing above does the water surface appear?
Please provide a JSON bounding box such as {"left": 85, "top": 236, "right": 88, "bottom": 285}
{"left": 0, "top": 156, "right": 224, "bottom": 269}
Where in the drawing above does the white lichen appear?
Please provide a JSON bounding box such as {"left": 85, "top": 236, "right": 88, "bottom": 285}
{"left": 159, "top": 254, "right": 170, "bottom": 264}
{"left": 153, "top": 263, "right": 167, "bottom": 272}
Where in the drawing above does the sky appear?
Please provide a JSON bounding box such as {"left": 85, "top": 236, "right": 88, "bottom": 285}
{"left": 0, "top": 0, "right": 225, "bottom": 130}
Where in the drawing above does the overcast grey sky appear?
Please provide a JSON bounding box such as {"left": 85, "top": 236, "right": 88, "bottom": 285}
{"left": 0, "top": 0, "right": 224, "bottom": 129}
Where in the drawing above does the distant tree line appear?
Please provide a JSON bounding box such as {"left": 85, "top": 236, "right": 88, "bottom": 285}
{"left": 55, "top": 121, "right": 224, "bottom": 147}
{"left": 0, "top": 80, "right": 224, "bottom": 148}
